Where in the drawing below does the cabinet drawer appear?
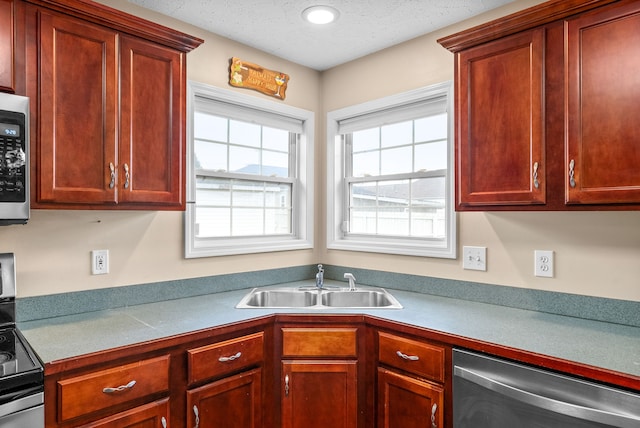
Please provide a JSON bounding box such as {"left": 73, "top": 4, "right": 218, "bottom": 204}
{"left": 378, "top": 332, "right": 444, "bottom": 382}
{"left": 188, "top": 332, "right": 264, "bottom": 384}
{"left": 282, "top": 328, "right": 357, "bottom": 357}
{"left": 57, "top": 355, "right": 170, "bottom": 423}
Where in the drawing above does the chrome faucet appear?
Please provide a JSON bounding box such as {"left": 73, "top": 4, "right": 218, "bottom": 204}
{"left": 344, "top": 273, "right": 356, "bottom": 291}
{"left": 315, "top": 264, "right": 324, "bottom": 289}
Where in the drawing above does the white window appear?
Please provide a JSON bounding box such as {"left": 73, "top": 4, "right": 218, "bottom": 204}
{"left": 185, "top": 82, "right": 314, "bottom": 257}
{"left": 327, "top": 82, "right": 455, "bottom": 258}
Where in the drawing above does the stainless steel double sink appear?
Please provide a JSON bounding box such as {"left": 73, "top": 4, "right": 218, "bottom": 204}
{"left": 236, "top": 286, "right": 402, "bottom": 309}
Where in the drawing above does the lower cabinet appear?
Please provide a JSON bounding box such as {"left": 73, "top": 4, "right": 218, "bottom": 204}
{"left": 281, "top": 360, "right": 357, "bottom": 428}
{"left": 76, "top": 398, "right": 169, "bottom": 428}
{"left": 280, "top": 326, "right": 360, "bottom": 428}
{"left": 378, "top": 368, "right": 444, "bottom": 428}
{"left": 186, "top": 368, "right": 262, "bottom": 428}
{"left": 377, "top": 331, "right": 446, "bottom": 428}
{"left": 186, "top": 332, "right": 265, "bottom": 428}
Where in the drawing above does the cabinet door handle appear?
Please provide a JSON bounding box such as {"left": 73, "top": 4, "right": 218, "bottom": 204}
{"left": 218, "top": 351, "right": 242, "bottom": 362}
{"left": 569, "top": 159, "right": 576, "bottom": 188}
{"left": 396, "top": 350, "right": 419, "bottom": 361}
{"left": 123, "top": 163, "right": 130, "bottom": 189}
{"left": 109, "top": 162, "right": 116, "bottom": 189}
{"left": 284, "top": 374, "right": 290, "bottom": 397}
{"left": 102, "top": 380, "right": 136, "bottom": 394}
{"left": 533, "top": 161, "right": 540, "bottom": 189}
{"left": 431, "top": 403, "right": 438, "bottom": 428}
{"left": 193, "top": 405, "right": 200, "bottom": 428}
{"left": 161, "top": 416, "right": 167, "bottom": 428}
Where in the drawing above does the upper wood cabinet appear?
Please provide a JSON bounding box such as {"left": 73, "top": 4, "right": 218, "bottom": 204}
{"left": 21, "top": 0, "right": 202, "bottom": 210}
{"left": 439, "top": 0, "right": 640, "bottom": 210}
{"left": 0, "top": 0, "right": 15, "bottom": 93}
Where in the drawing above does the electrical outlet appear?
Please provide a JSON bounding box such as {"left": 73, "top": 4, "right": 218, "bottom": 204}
{"left": 534, "top": 250, "right": 554, "bottom": 278}
{"left": 463, "top": 246, "right": 487, "bottom": 271}
{"left": 91, "top": 250, "right": 109, "bottom": 275}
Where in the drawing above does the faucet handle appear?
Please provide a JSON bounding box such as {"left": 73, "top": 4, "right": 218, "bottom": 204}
{"left": 317, "top": 264, "right": 323, "bottom": 272}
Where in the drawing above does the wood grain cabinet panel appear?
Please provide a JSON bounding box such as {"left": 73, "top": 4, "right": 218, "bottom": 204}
{"left": 187, "top": 368, "right": 262, "bottom": 428}
{"left": 378, "top": 331, "right": 445, "bottom": 383}
{"left": 565, "top": 1, "right": 640, "bottom": 204}
{"left": 0, "top": 0, "right": 14, "bottom": 93}
{"left": 76, "top": 398, "right": 169, "bottom": 428}
{"left": 56, "top": 355, "right": 170, "bottom": 423}
{"left": 188, "top": 332, "right": 264, "bottom": 385}
{"left": 456, "top": 28, "right": 545, "bottom": 208}
{"left": 377, "top": 368, "right": 444, "bottom": 428}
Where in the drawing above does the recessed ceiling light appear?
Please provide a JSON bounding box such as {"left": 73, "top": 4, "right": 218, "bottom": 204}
{"left": 302, "top": 5, "right": 339, "bottom": 25}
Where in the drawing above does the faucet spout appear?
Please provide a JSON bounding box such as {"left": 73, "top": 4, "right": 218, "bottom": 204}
{"left": 316, "top": 264, "right": 324, "bottom": 289}
{"left": 344, "top": 273, "right": 356, "bottom": 291}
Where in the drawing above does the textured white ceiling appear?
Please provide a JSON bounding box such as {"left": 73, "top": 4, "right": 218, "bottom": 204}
{"left": 128, "top": 0, "right": 516, "bottom": 70}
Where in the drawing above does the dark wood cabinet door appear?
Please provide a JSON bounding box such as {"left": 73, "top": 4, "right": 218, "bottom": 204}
{"left": 281, "top": 360, "right": 357, "bottom": 428}
{"left": 456, "top": 28, "right": 545, "bottom": 208}
{"left": 0, "top": 0, "right": 14, "bottom": 93}
{"left": 119, "top": 35, "right": 184, "bottom": 209}
{"left": 377, "top": 368, "right": 443, "bottom": 428}
{"left": 77, "top": 399, "right": 169, "bottom": 428}
{"left": 186, "top": 368, "right": 262, "bottom": 428}
{"left": 566, "top": 1, "right": 640, "bottom": 204}
{"left": 37, "top": 11, "right": 117, "bottom": 205}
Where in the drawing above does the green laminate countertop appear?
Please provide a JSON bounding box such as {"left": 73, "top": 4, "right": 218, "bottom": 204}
{"left": 18, "top": 280, "right": 640, "bottom": 379}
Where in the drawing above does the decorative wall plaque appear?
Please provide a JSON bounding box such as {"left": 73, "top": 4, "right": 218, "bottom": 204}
{"left": 229, "top": 57, "right": 289, "bottom": 100}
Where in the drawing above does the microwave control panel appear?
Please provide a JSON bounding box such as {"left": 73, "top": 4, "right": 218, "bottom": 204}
{"left": 0, "top": 111, "right": 26, "bottom": 203}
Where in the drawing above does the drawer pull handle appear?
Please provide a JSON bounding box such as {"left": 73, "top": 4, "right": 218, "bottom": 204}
{"left": 109, "top": 162, "right": 116, "bottom": 189}
{"left": 123, "top": 163, "right": 130, "bottom": 189}
{"left": 102, "top": 380, "right": 136, "bottom": 394}
{"left": 193, "top": 405, "right": 200, "bottom": 428}
{"left": 533, "top": 161, "right": 539, "bottom": 189}
{"left": 285, "top": 374, "right": 290, "bottom": 397}
{"left": 218, "top": 351, "right": 242, "bottom": 362}
{"left": 396, "top": 351, "right": 419, "bottom": 361}
{"left": 161, "top": 416, "right": 167, "bottom": 428}
{"left": 569, "top": 159, "right": 576, "bottom": 188}
{"left": 431, "top": 403, "right": 438, "bottom": 428}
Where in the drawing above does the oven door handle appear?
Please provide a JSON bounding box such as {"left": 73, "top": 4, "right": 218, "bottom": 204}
{"left": 454, "top": 366, "right": 640, "bottom": 428}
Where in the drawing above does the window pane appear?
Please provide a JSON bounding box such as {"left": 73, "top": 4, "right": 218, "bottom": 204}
{"left": 195, "top": 207, "right": 230, "bottom": 238}
{"left": 378, "top": 207, "right": 409, "bottom": 236}
{"left": 378, "top": 180, "right": 410, "bottom": 207}
{"left": 352, "top": 128, "right": 379, "bottom": 152}
{"left": 415, "top": 140, "right": 447, "bottom": 172}
{"left": 263, "top": 127, "right": 289, "bottom": 152}
{"left": 195, "top": 140, "right": 227, "bottom": 171}
{"left": 232, "top": 181, "right": 264, "bottom": 207}
{"left": 265, "top": 208, "right": 291, "bottom": 234}
{"left": 352, "top": 151, "right": 379, "bottom": 177}
{"left": 232, "top": 208, "right": 264, "bottom": 236}
{"left": 350, "top": 182, "right": 377, "bottom": 207}
{"left": 381, "top": 121, "right": 412, "bottom": 148}
{"left": 229, "top": 146, "right": 260, "bottom": 173}
{"left": 263, "top": 150, "right": 289, "bottom": 177}
{"left": 265, "top": 183, "right": 292, "bottom": 208}
{"left": 194, "top": 112, "right": 227, "bottom": 142}
{"left": 229, "top": 120, "right": 261, "bottom": 147}
{"left": 415, "top": 113, "right": 447, "bottom": 142}
{"left": 196, "top": 176, "right": 231, "bottom": 205}
{"left": 349, "top": 207, "right": 376, "bottom": 234}
{"left": 380, "top": 146, "right": 412, "bottom": 175}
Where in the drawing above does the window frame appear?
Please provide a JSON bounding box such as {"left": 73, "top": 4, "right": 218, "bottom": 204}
{"left": 326, "top": 82, "right": 456, "bottom": 258}
{"left": 185, "top": 81, "right": 314, "bottom": 258}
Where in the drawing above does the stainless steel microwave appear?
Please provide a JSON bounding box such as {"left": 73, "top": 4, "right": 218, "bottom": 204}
{"left": 0, "top": 93, "right": 29, "bottom": 225}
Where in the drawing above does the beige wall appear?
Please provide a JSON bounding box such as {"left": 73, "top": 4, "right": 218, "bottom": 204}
{"left": 3, "top": 0, "right": 639, "bottom": 303}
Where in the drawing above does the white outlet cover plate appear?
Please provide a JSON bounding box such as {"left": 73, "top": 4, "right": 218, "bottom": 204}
{"left": 535, "top": 250, "right": 554, "bottom": 278}
{"left": 463, "top": 246, "right": 487, "bottom": 271}
{"left": 91, "top": 249, "right": 109, "bottom": 275}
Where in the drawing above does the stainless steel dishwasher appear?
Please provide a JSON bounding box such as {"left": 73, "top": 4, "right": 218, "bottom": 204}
{"left": 453, "top": 348, "right": 640, "bottom": 428}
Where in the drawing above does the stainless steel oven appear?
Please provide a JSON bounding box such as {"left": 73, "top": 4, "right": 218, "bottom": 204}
{"left": 453, "top": 348, "right": 640, "bottom": 428}
{"left": 0, "top": 253, "right": 43, "bottom": 427}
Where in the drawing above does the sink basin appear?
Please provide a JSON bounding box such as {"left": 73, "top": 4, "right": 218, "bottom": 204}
{"left": 237, "top": 289, "right": 317, "bottom": 308}
{"left": 321, "top": 289, "right": 401, "bottom": 308}
{"left": 236, "top": 286, "right": 402, "bottom": 309}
